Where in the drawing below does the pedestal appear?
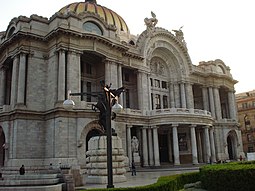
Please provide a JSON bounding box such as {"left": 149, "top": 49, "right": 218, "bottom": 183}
{"left": 86, "top": 136, "right": 127, "bottom": 184}
{"left": 133, "top": 152, "right": 141, "bottom": 165}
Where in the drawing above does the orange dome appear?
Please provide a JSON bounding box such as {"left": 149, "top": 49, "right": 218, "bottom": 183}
{"left": 58, "top": 0, "right": 129, "bottom": 33}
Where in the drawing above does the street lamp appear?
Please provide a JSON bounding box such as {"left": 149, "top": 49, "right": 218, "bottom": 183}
{"left": 63, "top": 81, "right": 124, "bottom": 188}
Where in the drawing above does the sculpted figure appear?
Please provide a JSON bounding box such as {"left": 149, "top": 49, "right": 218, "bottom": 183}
{"left": 172, "top": 26, "right": 184, "bottom": 42}
{"left": 131, "top": 136, "right": 139, "bottom": 152}
{"left": 144, "top": 11, "right": 158, "bottom": 32}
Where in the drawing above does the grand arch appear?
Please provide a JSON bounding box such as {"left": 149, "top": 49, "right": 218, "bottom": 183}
{"left": 78, "top": 120, "right": 104, "bottom": 152}
{"left": 227, "top": 130, "right": 238, "bottom": 160}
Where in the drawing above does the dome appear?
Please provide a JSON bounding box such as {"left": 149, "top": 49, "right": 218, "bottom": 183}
{"left": 58, "top": 0, "right": 129, "bottom": 33}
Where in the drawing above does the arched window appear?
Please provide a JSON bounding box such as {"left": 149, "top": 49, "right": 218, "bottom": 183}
{"left": 83, "top": 22, "right": 103, "bottom": 35}
{"left": 7, "top": 27, "right": 15, "bottom": 38}
{"left": 129, "top": 40, "right": 135, "bottom": 46}
{"left": 216, "top": 65, "right": 225, "bottom": 74}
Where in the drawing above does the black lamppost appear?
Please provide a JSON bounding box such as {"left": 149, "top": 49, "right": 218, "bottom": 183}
{"left": 63, "top": 81, "right": 124, "bottom": 188}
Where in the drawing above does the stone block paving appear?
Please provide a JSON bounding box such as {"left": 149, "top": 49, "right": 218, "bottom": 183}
{"left": 76, "top": 165, "right": 201, "bottom": 190}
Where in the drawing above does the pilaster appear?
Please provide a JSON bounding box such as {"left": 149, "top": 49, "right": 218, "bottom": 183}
{"left": 58, "top": 49, "right": 66, "bottom": 101}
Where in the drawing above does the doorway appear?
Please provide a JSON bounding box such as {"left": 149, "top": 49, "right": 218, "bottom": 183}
{"left": 159, "top": 134, "right": 169, "bottom": 163}
{"left": 0, "top": 127, "right": 5, "bottom": 167}
{"left": 227, "top": 131, "right": 238, "bottom": 160}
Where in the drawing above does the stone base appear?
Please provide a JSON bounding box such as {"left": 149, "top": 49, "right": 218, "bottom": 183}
{"left": 0, "top": 184, "right": 63, "bottom": 191}
{"left": 86, "top": 136, "right": 127, "bottom": 184}
{"left": 133, "top": 153, "right": 140, "bottom": 165}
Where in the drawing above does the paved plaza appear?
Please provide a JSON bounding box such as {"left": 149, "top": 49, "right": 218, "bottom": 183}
{"left": 76, "top": 165, "right": 201, "bottom": 190}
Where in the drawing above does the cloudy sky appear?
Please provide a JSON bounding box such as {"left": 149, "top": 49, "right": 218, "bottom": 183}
{"left": 1, "top": 0, "right": 254, "bottom": 93}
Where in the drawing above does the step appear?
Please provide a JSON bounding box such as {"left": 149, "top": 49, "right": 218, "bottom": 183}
{"left": 0, "top": 183, "right": 63, "bottom": 191}
{"left": 0, "top": 178, "right": 60, "bottom": 186}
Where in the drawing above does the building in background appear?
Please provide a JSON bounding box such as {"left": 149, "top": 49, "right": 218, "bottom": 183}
{"left": 236, "top": 90, "right": 255, "bottom": 155}
{"left": 0, "top": 0, "right": 244, "bottom": 183}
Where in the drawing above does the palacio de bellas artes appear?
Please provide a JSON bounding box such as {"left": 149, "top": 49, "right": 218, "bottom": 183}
{"left": 0, "top": 0, "right": 244, "bottom": 185}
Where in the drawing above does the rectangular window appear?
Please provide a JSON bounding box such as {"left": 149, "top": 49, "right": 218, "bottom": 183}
{"left": 124, "top": 73, "right": 129, "bottom": 82}
{"left": 155, "top": 94, "right": 161, "bottom": 109}
{"left": 86, "top": 82, "right": 91, "bottom": 102}
{"left": 151, "top": 93, "right": 154, "bottom": 110}
{"left": 242, "top": 102, "right": 248, "bottom": 109}
{"left": 162, "top": 81, "right": 167, "bottom": 89}
{"left": 86, "top": 63, "right": 92, "bottom": 74}
{"left": 150, "top": 78, "right": 153, "bottom": 86}
{"left": 248, "top": 146, "right": 254, "bottom": 152}
{"left": 126, "top": 89, "right": 130, "bottom": 108}
{"left": 178, "top": 133, "right": 188, "bottom": 151}
{"left": 247, "top": 134, "right": 252, "bottom": 142}
{"left": 163, "top": 95, "right": 168, "bottom": 109}
{"left": 4, "top": 64, "right": 13, "bottom": 105}
{"left": 155, "top": 79, "right": 160, "bottom": 88}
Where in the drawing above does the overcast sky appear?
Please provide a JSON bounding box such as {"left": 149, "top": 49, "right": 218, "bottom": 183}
{"left": 1, "top": 0, "right": 254, "bottom": 93}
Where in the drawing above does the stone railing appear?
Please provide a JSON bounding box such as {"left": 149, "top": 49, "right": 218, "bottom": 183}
{"left": 218, "top": 118, "right": 237, "bottom": 123}
{"left": 149, "top": 108, "right": 211, "bottom": 117}
{"left": 119, "top": 107, "right": 211, "bottom": 117}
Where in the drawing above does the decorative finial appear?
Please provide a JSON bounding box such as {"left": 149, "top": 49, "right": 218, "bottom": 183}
{"left": 85, "top": 0, "right": 97, "bottom": 3}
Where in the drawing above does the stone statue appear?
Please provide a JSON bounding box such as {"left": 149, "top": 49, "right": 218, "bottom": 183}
{"left": 172, "top": 26, "right": 185, "bottom": 42}
{"left": 144, "top": 11, "right": 158, "bottom": 33}
{"left": 131, "top": 136, "right": 139, "bottom": 153}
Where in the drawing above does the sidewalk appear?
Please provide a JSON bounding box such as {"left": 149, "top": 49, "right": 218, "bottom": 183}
{"left": 76, "top": 165, "right": 201, "bottom": 190}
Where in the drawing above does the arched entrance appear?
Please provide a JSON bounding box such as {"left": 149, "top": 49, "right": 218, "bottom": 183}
{"left": 227, "top": 131, "right": 238, "bottom": 160}
{"left": 0, "top": 127, "right": 5, "bottom": 167}
{"left": 86, "top": 129, "right": 102, "bottom": 151}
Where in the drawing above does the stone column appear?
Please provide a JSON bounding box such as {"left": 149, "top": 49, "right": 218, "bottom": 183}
{"left": 174, "top": 83, "right": 181, "bottom": 108}
{"left": 197, "top": 131, "right": 203, "bottom": 163}
{"left": 213, "top": 87, "right": 222, "bottom": 120}
{"left": 208, "top": 87, "right": 216, "bottom": 118}
{"left": 172, "top": 124, "right": 180, "bottom": 165}
{"left": 204, "top": 126, "right": 211, "bottom": 163}
{"left": 10, "top": 56, "right": 19, "bottom": 106}
{"left": 180, "top": 83, "right": 186, "bottom": 108}
{"left": 58, "top": 50, "right": 66, "bottom": 101}
{"left": 142, "top": 127, "right": 149, "bottom": 166}
{"left": 118, "top": 64, "right": 123, "bottom": 106}
{"left": 185, "top": 83, "right": 194, "bottom": 109}
{"left": 0, "top": 69, "right": 6, "bottom": 105}
{"left": 209, "top": 128, "right": 216, "bottom": 163}
{"left": 153, "top": 126, "right": 160, "bottom": 166}
{"left": 167, "top": 129, "right": 173, "bottom": 163}
{"left": 169, "top": 83, "right": 175, "bottom": 108}
{"left": 190, "top": 125, "right": 198, "bottom": 164}
{"left": 148, "top": 128, "right": 154, "bottom": 166}
{"left": 127, "top": 125, "right": 132, "bottom": 164}
{"left": 17, "top": 53, "right": 26, "bottom": 105}
{"left": 228, "top": 91, "right": 236, "bottom": 119}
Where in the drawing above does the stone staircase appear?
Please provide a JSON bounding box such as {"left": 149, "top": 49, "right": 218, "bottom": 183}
{"left": 0, "top": 166, "right": 71, "bottom": 191}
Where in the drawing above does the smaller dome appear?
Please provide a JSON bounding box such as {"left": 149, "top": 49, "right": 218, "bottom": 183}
{"left": 59, "top": 1, "right": 129, "bottom": 33}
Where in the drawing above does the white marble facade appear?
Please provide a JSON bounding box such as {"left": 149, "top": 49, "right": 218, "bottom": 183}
{"left": 0, "top": 0, "right": 244, "bottom": 172}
